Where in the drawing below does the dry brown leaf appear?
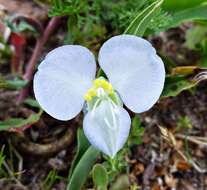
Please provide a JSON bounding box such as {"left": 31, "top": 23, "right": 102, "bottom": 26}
{"left": 152, "top": 183, "right": 161, "bottom": 190}
{"left": 154, "top": 165, "right": 167, "bottom": 177}
{"left": 172, "top": 66, "right": 199, "bottom": 75}
{"left": 204, "top": 175, "right": 207, "bottom": 186}
{"left": 164, "top": 174, "right": 177, "bottom": 188}
{"left": 133, "top": 163, "right": 145, "bottom": 176}
{"left": 195, "top": 148, "right": 205, "bottom": 157}
{"left": 175, "top": 140, "right": 184, "bottom": 149}
{"left": 159, "top": 126, "right": 177, "bottom": 147}
{"left": 176, "top": 161, "right": 192, "bottom": 171}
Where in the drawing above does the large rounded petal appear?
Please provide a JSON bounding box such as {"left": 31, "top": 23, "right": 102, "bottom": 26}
{"left": 98, "top": 35, "right": 165, "bottom": 113}
{"left": 34, "top": 45, "right": 96, "bottom": 120}
{"left": 83, "top": 100, "right": 131, "bottom": 157}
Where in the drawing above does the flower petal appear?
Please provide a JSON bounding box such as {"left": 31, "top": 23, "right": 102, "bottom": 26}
{"left": 98, "top": 35, "right": 165, "bottom": 113}
{"left": 34, "top": 45, "right": 96, "bottom": 120}
{"left": 83, "top": 100, "right": 131, "bottom": 157}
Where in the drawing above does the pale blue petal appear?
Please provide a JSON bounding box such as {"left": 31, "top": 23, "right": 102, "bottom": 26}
{"left": 98, "top": 35, "right": 165, "bottom": 113}
{"left": 83, "top": 100, "right": 131, "bottom": 157}
{"left": 34, "top": 45, "right": 96, "bottom": 120}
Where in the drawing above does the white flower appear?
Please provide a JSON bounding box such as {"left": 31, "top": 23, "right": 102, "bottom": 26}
{"left": 33, "top": 35, "right": 165, "bottom": 157}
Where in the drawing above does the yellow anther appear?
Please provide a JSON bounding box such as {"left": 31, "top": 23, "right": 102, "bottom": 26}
{"left": 84, "top": 79, "right": 115, "bottom": 102}
{"left": 107, "top": 84, "right": 114, "bottom": 95}
{"left": 100, "top": 80, "right": 108, "bottom": 89}
{"left": 107, "top": 83, "right": 113, "bottom": 92}
{"left": 99, "top": 80, "right": 113, "bottom": 94}
{"left": 84, "top": 94, "right": 92, "bottom": 101}
{"left": 93, "top": 79, "right": 102, "bottom": 88}
{"left": 88, "top": 88, "right": 97, "bottom": 97}
{"left": 84, "top": 88, "right": 97, "bottom": 101}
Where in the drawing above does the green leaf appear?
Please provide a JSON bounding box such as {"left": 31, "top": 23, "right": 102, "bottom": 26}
{"left": 67, "top": 146, "right": 100, "bottom": 190}
{"left": 68, "top": 128, "right": 90, "bottom": 178}
{"left": 177, "top": 116, "right": 192, "bottom": 130}
{"left": 132, "top": 116, "right": 144, "bottom": 136}
{"left": 17, "top": 21, "right": 37, "bottom": 33}
{"left": 0, "top": 145, "right": 5, "bottom": 172}
{"left": 200, "top": 53, "right": 207, "bottom": 68}
{"left": 4, "top": 19, "right": 37, "bottom": 34}
{"left": 124, "top": 0, "right": 164, "bottom": 36}
{"left": 0, "top": 75, "right": 27, "bottom": 90}
{"left": 0, "top": 111, "right": 42, "bottom": 131}
{"left": 185, "top": 25, "right": 207, "bottom": 50}
{"left": 147, "top": 9, "right": 173, "bottom": 33}
{"left": 147, "top": 4, "right": 207, "bottom": 35}
{"left": 92, "top": 164, "right": 108, "bottom": 189}
{"left": 163, "top": 0, "right": 207, "bottom": 12}
{"left": 43, "top": 170, "right": 59, "bottom": 190}
{"left": 0, "top": 38, "right": 12, "bottom": 65}
{"left": 167, "top": 4, "right": 207, "bottom": 28}
{"left": 97, "top": 68, "right": 107, "bottom": 78}
{"left": 132, "top": 115, "right": 141, "bottom": 130}
{"left": 129, "top": 115, "right": 145, "bottom": 145}
{"left": 24, "top": 98, "right": 40, "bottom": 109}
{"left": 161, "top": 75, "right": 196, "bottom": 98}
{"left": 110, "top": 174, "right": 130, "bottom": 190}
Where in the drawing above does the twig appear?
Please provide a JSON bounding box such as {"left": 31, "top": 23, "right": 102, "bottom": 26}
{"left": 176, "top": 149, "right": 206, "bottom": 173}
{"left": 175, "top": 134, "right": 207, "bottom": 147}
{"left": 182, "top": 135, "right": 207, "bottom": 142}
{"left": 158, "top": 126, "right": 207, "bottom": 173}
{"left": 2, "top": 161, "right": 27, "bottom": 188}
{"left": 17, "top": 16, "right": 62, "bottom": 103}
{"left": 12, "top": 144, "right": 24, "bottom": 180}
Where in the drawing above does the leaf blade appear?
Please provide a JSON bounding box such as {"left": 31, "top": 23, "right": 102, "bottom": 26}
{"left": 124, "top": 0, "right": 164, "bottom": 36}
{"left": 67, "top": 146, "right": 100, "bottom": 190}
{"left": 68, "top": 128, "right": 90, "bottom": 178}
{"left": 0, "top": 111, "right": 42, "bottom": 131}
{"left": 92, "top": 163, "right": 108, "bottom": 188}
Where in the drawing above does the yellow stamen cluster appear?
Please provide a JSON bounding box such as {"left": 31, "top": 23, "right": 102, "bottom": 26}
{"left": 93, "top": 79, "right": 113, "bottom": 94}
{"left": 84, "top": 88, "right": 97, "bottom": 101}
{"left": 84, "top": 79, "right": 114, "bottom": 101}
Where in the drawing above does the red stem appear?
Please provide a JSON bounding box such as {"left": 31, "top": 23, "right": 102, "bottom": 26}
{"left": 17, "top": 16, "right": 61, "bottom": 103}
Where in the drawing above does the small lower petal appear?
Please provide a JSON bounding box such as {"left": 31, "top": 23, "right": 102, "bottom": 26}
{"left": 83, "top": 99, "right": 131, "bottom": 157}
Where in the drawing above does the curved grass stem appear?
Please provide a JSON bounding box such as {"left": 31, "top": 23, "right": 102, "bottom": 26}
{"left": 17, "top": 16, "right": 62, "bottom": 103}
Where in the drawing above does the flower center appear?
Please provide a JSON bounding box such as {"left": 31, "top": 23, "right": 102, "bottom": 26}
{"left": 83, "top": 78, "right": 122, "bottom": 112}
{"left": 84, "top": 78, "right": 115, "bottom": 102}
